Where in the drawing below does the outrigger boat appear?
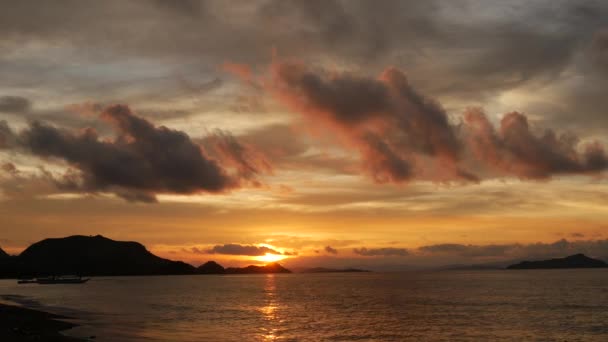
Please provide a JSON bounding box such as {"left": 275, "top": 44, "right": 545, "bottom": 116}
{"left": 18, "top": 275, "right": 90, "bottom": 284}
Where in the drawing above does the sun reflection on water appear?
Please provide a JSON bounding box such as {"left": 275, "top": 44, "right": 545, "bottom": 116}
{"left": 259, "top": 274, "right": 281, "bottom": 341}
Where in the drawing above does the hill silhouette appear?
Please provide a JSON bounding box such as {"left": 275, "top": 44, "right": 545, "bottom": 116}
{"left": 0, "top": 247, "right": 8, "bottom": 259}
{"left": 0, "top": 235, "right": 295, "bottom": 278}
{"left": 197, "top": 261, "right": 225, "bottom": 274}
{"left": 225, "top": 262, "right": 291, "bottom": 274}
{"left": 3, "top": 235, "right": 196, "bottom": 277}
{"left": 507, "top": 254, "right": 608, "bottom": 269}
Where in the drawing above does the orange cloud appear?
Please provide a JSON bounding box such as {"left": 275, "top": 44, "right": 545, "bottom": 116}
{"left": 265, "top": 60, "right": 608, "bottom": 183}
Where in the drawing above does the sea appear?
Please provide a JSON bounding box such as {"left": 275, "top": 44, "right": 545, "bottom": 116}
{"left": 1, "top": 270, "right": 607, "bottom": 341}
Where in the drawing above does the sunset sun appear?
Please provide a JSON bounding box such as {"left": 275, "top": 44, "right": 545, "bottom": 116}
{"left": 256, "top": 253, "right": 287, "bottom": 263}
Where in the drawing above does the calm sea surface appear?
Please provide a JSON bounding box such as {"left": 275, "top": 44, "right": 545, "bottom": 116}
{"left": 1, "top": 270, "right": 608, "bottom": 341}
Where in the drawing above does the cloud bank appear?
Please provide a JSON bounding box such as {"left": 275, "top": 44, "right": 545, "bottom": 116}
{"left": 1, "top": 104, "right": 270, "bottom": 202}
{"left": 205, "top": 243, "right": 282, "bottom": 256}
{"left": 353, "top": 247, "right": 409, "bottom": 257}
{"left": 418, "top": 239, "right": 608, "bottom": 261}
{"left": 269, "top": 61, "right": 608, "bottom": 183}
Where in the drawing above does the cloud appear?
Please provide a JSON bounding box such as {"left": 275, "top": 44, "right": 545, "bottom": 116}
{"left": 418, "top": 239, "right": 608, "bottom": 260}
{"left": 269, "top": 61, "right": 608, "bottom": 183}
{"left": 418, "top": 243, "right": 513, "bottom": 258}
{"left": 2, "top": 104, "right": 271, "bottom": 202}
{"left": 590, "top": 29, "right": 608, "bottom": 70}
{"left": 324, "top": 245, "right": 338, "bottom": 254}
{"left": 353, "top": 247, "right": 409, "bottom": 257}
{"left": 0, "top": 121, "right": 17, "bottom": 148}
{"left": 202, "top": 130, "right": 273, "bottom": 185}
{"left": 463, "top": 109, "right": 608, "bottom": 178}
{"left": 2, "top": 1, "right": 608, "bottom": 138}
{"left": 181, "top": 247, "right": 207, "bottom": 255}
{"left": 205, "top": 243, "right": 282, "bottom": 256}
{"left": 1, "top": 162, "right": 17, "bottom": 174}
{"left": 271, "top": 61, "right": 469, "bottom": 183}
{"left": 0, "top": 96, "right": 31, "bottom": 113}
{"left": 1, "top": 1, "right": 607, "bottom": 104}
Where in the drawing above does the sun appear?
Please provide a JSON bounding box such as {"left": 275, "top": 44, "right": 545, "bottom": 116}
{"left": 256, "top": 253, "right": 287, "bottom": 263}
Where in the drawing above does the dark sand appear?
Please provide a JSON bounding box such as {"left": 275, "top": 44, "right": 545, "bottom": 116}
{"left": 0, "top": 303, "right": 85, "bottom": 341}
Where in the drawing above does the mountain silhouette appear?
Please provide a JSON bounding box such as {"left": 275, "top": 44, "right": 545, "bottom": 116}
{"left": 197, "top": 261, "right": 225, "bottom": 274}
{"left": 4, "top": 235, "right": 196, "bottom": 277}
{"left": 225, "top": 262, "right": 291, "bottom": 274}
{"left": 0, "top": 235, "right": 295, "bottom": 278}
{"left": 0, "top": 247, "right": 8, "bottom": 259}
{"left": 507, "top": 254, "right": 608, "bottom": 269}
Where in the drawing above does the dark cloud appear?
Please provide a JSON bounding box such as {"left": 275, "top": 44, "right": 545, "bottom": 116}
{"left": 2, "top": 104, "right": 273, "bottom": 201}
{"left": 3, "top": 1, "right": 606, "bottom": 93}
{"left": 353, "top": 247, "right": 409, "bottom": 257}
{"left": 272, "top": 62, "right": 467, "bottom": 183}
{"left": 0, "top": 0, "right": 607, "bottom": 138}
{"left": 205, "top": 243, "right": 282, "bottom": 256}
{"left": 1, "top": 0, "right": 608, "bottom": 197}
{"left": 271, "top": 62, "right": 608, "bottom": 183}
{"left": 418, "top": 243, "right": 513, "bottom": 258}
{"left": 181, "top": 247, "right": 208, "bottom": 255}
{"left": 590, "top": 29, "right": 608, "bottom": 70}
{"left": 463, "top": 109, "right": 608, "bottom": 178}
{"left": 0, "top": 96, "right": 31, "bottom": 113}
{"left": 202, "top": 130, "right": 273, "bottom": 185}
{"left": 0, "top": 120, "right": 16, "bottom": 148}
{"left": 324, "top": 246, "right": 338, "bottom": 255}
{"left": 418, "top": 239, "right": 608, "bottom": 260}
{"left": 1, "top": 162, "right": 17, "bottom": 175}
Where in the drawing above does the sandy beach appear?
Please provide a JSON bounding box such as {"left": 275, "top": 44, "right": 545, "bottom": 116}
{"left": 0, "top": 303, "right": 85, "bottom": 342}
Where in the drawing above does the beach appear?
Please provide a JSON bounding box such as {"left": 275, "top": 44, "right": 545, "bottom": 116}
{"left": 0, "top": 303, "right": 84, "bottom": 342}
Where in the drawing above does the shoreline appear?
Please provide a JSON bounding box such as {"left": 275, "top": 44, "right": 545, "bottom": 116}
{"left": 0, "top": 303, "right": 86, "bottom": 341}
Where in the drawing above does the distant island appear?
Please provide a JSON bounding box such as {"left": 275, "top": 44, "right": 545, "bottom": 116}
{"left": 0, "top": 235, "right": 292, "bottom": 278}
{"left": 198, "top": 260, "right": 291, "bottom": 274}
{"left": 507, "top": 254, "right": 608, "bottom": 269}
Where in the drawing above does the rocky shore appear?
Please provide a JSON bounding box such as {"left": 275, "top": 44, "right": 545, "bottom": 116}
{"left": 0, "top": 303, "right": 85, "bottom": 341}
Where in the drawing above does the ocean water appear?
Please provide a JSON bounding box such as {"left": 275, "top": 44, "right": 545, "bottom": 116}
{"left": 1, "top": 270, "right": 608, "bottom": 341}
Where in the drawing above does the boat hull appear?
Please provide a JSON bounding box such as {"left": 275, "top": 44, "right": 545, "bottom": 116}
{"left": 36, "top": 278, "right": 90, "bottom": 284}
{"left": 18, "top": 278, "right": 90, "bottom": 284}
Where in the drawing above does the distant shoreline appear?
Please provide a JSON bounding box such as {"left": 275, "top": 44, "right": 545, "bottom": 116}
{"left": 0, "top": 303, "right": 86, "bottom": 341}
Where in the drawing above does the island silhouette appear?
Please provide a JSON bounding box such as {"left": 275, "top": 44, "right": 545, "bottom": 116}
{"left": 507, "top": 254, "right": 608, "bottom": 269}
{"left": 0, "top": 235, "right": 291, "bottom": 278}
{"left": 3, "top": 235, "right": 606, "bottom": 278}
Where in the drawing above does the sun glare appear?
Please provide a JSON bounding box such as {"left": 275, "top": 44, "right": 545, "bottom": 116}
{"left": 256, "top": 253, "right": 287, "bottom": 263}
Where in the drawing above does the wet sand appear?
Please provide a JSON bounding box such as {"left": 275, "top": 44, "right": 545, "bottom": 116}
{"left": 0, "top": 303, "right": 85, "bottom": 341}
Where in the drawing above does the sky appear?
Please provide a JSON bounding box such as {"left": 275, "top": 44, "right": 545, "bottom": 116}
{"left": 1, "top": 0, "right": 608, "bottom": 269}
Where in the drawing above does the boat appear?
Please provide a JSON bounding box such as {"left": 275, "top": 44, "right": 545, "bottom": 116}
{"left": 17, "top": 275, "right": 90, "bottom": 284}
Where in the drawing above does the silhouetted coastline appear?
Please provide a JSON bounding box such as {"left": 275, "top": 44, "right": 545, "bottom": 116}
{"left": 0, "top": 235, "right": 293, "bottom": 279}
{"left": 507, "top": 254, "right": 608, "bottom": 269}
